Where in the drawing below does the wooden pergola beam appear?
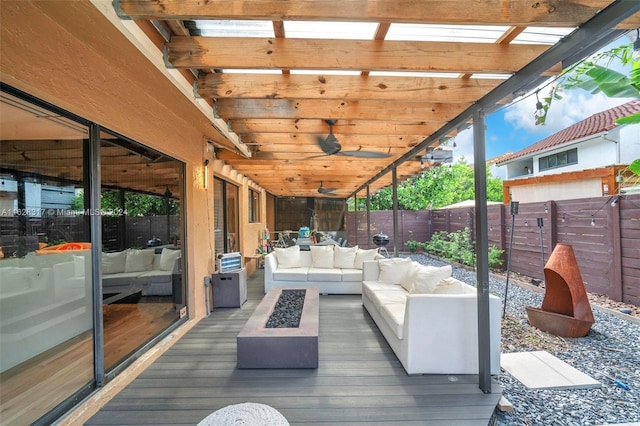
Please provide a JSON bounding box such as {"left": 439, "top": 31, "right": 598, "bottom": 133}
{"left": 214, "top": 99, "right": 469, "bottom": 120}
{"left": 197, "top": 73, "right": 502, "bottom": 102}
{"left": 230, "top": 118, "right": 445, "bottom": 135}
{"left": 118, "top": 0, "right": 640, "bottom": 29}
{"left": 166, "top": 37, "right": 550, "bottom": 74}
{"left": 243, "top": 133, "right": 423, "bottom": 147}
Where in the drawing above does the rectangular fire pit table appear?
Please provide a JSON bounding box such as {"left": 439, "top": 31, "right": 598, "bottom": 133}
{"left": 237, "top": 286, "right": 319, "bottom": 369}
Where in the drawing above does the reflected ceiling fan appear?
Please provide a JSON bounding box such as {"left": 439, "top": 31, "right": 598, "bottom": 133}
{"left": 317, "top": 181, "right": 337, "bottom": 196}
{"left": 415, "top": 146, "right": 454, "bottom": 168}
{"left": 313, "top": 120, "right": 391, "bottom": 159}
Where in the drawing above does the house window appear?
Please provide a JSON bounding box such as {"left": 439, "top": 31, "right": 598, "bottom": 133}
{"left": 214, "top": 178, "right": 239, "bottom": 257}
{"left": 249, "top": 188, "right": 260, "bottom": 223}
{"left": 539, "top": 148, "right": 578, "bottom": 171}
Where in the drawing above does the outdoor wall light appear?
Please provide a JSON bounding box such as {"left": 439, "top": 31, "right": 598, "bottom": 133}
{"left": 204, "top": 159, "right": 210, "bottom": 189}
{"left": 535, "top": 89, "right": 544, "bottom": 115}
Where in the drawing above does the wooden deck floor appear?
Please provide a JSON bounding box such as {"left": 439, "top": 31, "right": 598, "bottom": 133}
{"left": 87, "top": 271, "right": 502, "bottom": 425}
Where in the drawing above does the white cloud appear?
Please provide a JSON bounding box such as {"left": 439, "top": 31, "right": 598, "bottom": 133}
{"left": 504, "top": 89, "right": 634, "bottom": 136}
{"left": 454, "top": 90, "right": 635, "bottom": 165}
{"left": 452, "top": 128, "right": 474, "bottom": 164}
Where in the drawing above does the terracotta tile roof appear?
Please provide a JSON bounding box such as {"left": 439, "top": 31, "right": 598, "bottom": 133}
{"left": 487, "top": 152, "right": 514, "bottom": 165}
{"left": 496, "top": 100, "right": 640, "bottom": 164}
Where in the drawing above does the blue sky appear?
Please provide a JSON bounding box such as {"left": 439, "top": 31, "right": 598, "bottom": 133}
{"left": 451, "top": 37, "right": 637, "bottom": 178}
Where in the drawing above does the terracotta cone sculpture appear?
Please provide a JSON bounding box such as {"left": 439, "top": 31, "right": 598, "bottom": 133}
{"left": 525, "top": 243, "right": 595, "bottom": 338}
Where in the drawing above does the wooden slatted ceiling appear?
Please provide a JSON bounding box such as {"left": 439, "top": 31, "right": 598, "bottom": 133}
{"left": 114, "top": 0, "right": 636, "bottom": 198}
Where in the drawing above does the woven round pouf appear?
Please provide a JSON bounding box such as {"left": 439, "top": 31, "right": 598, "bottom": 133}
{"left": 198, "top": 402, "right": 289, "bottom": 426}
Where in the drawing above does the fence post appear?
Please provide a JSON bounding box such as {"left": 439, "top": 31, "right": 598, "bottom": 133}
{"left": 498, "top": 204, "right": 506, "bottom": 260}
{"left": 549, "top": 200, "right": 557, "bottom": 252}
{"left": 608, "top": 197, "right": 623, "bottom": 301}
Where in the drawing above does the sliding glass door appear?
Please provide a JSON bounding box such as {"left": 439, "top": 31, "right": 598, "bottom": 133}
{"left": 0, "top": 85, "right": 186, "bottom": 425}
{"left": 0, "top": 89, "right": 95, "bottom": 425}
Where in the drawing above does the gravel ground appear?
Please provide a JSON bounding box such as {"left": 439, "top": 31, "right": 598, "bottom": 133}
{"left": 408, "top": 254, "right": 640, "bottom": 426}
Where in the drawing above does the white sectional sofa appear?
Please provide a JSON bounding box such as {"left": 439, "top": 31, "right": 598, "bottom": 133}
{"left": 264, "top": 244, "right": 382, "bottom": 294}
{"left": 0, "top": 247, "right": 181, "bottom": 372}
{"left": 0, "top": 252, "right": 92, "bottom": 372}
{"left": 54, "top": 247, "right": 181, "bottom": 300}
{"left": 362, "top": 257, "right": 501, "bottom": 375}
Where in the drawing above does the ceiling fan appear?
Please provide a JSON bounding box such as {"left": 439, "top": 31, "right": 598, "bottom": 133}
{"left": 317, "top": 181, "right": 337, "bottom": 196}
{"left": 314, "top": 120, "right": 391, "bottom": 159}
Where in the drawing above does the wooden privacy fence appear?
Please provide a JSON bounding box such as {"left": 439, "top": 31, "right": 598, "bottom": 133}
{"left": 0, "top": 215, "right": 179, "bottom": 254}
{"left": 346, "top": 194, "right": 640, "bottom": 306}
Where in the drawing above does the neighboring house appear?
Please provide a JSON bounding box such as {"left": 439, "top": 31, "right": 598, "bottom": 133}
{"left": 0, "top": 177, "right": 75, "bottom": 216}
{"left": 496, "top": 100, "right": 640, "bottom": 203}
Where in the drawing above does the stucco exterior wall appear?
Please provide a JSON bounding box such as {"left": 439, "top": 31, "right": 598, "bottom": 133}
{"left": 1, "top": 3, "right": 267, "bottom": 421}
{"left": 509, "top": 178, "right": 602, "bottom": 203}
{"left": 620, "top": 124, "right": 640, "bottom": 162}
{"left": 0, "top": 0, "right": 268, "bottom": 320}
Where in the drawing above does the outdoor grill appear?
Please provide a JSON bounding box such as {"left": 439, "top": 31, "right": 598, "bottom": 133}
{"left": 373, "top": 233, "right": 390, "bottom": 257}
{"left": 373, "top": 233, "right": 389, "bottom": 248}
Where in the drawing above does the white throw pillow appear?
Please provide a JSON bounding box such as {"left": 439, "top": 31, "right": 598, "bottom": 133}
{"left": 125, "top": 249, "right": 155, "bottom": 273}
{"left": 333, "top": 245, "right": 358, "bottom": 269}
{"left": 310, "top": 245, "right": 335, "bottom": 268}
{"left": 432, "top": 277, "right": 465, "bottom": 294}
{"left": 101, "top": 250, "right": 128, "bottom": 274}
{"left": 377, "top": 257, "right": 413, "bottom": 284}
{"left": 354, "top": 248, "right": 380, "bottom": 269}
{"left": 410, "top": 264, "right": 453, "bottom": 294}
{"left": 159, "top": 248, "right": 181, "bottom": 271}
{"left": 274, "top": 245, "right": 301, "bottom": 269}
{"left": 400, "top": 263, "right": 418, "bottom": 292}
{"left": 73, "top": 255, "right": 85, "bottom": 277}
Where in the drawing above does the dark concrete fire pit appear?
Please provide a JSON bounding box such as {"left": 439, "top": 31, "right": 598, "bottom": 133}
{"left": 237, "top": 286, "right": 319, "bottom": 369}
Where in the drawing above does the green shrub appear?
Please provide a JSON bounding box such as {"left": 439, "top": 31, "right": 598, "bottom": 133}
{"left": 424, "top": 227, "right": 504, "bottom": 269}
{"left": 405, "top": 231, "right": 421, "bottom": 252}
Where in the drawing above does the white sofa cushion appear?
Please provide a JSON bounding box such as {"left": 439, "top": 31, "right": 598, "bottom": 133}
{"left": 102, "top": 250, "right": 128, "bottom": 274}
{"left": 307, "top": 267, "right": 342, "bottom": 282}
{"left": 432, "top": 277, "right": 465, "bottom": 294}
{"left": 354, "top": 248, "right": 379, "bottom": 269}
{"left": 139, "top": 269, "right": 174, "bottom": 284}
{"left": 333, "top": 245, "right": 358, "bottom": 269}
{"left": 310, "top": 245, "right": 334, "bottom": 268}
{"left": 159, "top": 248, "right": 181, "bottom": 271}
{"left": 275, "top": 245, "right": 301, "bottom": 269}
{"left": 407, "top": 264, "right": 452, "bottom": 294}
{"left": 341, "top": 268, "right": 363, "bottom": 282}
{"left": 125, "top": 249, "right": 155, "bottom": 273}
{"left": 377, "top": 257, "right": 412, "bottom": 284}
{"left": 272, "top": 267, "right": 309, "bottom": 282}
{"left": 73, "top": 255, "right": 85, "bottom": 277}
{"left": 103, "top": 272, "right": 145, "bottom": 289}
{"left": 380, "top": 303, "right": 406, "bottom": 340}
{"left": 362, "top": 281, "right": 405, "bottom": 306}
{"left": 370, "top": 289, "right": 407, "bottom": 308}
{"left": 0, "top": 267, "right": 38, "bottom": 293}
